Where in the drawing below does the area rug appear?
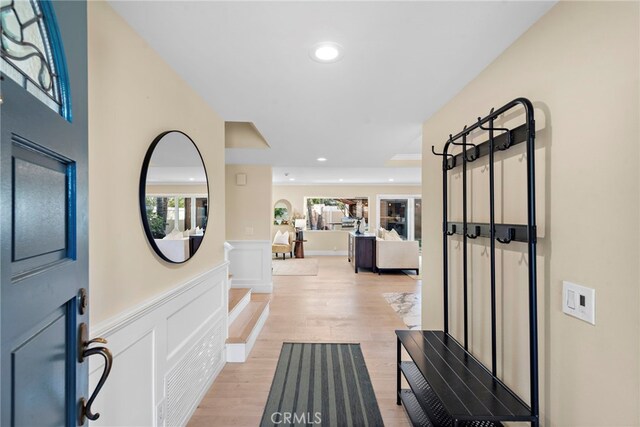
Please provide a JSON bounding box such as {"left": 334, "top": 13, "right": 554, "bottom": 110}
{"left": 383, "top": 292, "right": 421, "bottom": 330}
{"left": 260, "top": 343, "right": 383, "bottom": 427}
{"left": 272, "top": 258, "right": 319, "bottom": 276}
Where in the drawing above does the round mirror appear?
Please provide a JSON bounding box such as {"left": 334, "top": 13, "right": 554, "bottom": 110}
{"left": 273, "top": 199, "right": 291, "bottom": 225}
{"left": 139, "top": 131, "right": 208, "bottom": 263}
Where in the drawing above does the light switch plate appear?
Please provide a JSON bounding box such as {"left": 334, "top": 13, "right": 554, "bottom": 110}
{"left": 562, "top": 281, "right": 595, "bottom": 325}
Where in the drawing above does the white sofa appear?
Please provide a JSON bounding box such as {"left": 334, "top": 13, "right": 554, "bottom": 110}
{"left": 155, "top": 238, "right": 189, "bottom": 263}
{"left": 375, "top": 229, "right": 420, "bottom": 274}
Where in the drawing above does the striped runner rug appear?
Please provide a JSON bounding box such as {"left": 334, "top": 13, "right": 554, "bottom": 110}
{"left": 260, "top": 343, "right": 384, "bottom": 427}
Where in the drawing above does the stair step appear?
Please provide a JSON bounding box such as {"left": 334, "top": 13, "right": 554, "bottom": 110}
{"left": 227, "top": 297, "right": 269, "bottom": 344}
{"left": 229, "top": 288, "right": 251, "bottom": 314}
{"left": 226, "top": 294, "right": 270, "bottom": 363}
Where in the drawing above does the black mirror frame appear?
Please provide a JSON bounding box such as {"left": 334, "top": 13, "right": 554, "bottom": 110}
{"left": 139, "top": 130, "right": 210, "bottom": 264}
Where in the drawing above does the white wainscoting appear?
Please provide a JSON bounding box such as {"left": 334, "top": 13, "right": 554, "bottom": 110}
{"left": 227, "top": 240, "right": 272, "bottom": 293}
{"left": 89, "top": 262, "right": 229, "bottom": 427}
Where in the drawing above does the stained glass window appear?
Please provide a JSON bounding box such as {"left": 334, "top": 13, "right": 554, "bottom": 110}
{"left": 0, "top": 0, "right": 70, "bottom": 119}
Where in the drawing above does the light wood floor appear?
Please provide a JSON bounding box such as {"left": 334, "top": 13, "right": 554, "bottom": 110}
{"left": 188, "top": 256, "right": 420, "bottom": 427}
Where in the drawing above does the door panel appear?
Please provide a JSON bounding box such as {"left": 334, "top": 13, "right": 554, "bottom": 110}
{"left": 1, "top": 1, "right": 91, "bottom": 425}
{"left": 12, "top": 137, "right": 74, "bottom": 274}
{"left": 14, "top": 157, "right": 67, "bottom": 259}
{"left": 13, "top": 305, "right": 68, "bottom": 427}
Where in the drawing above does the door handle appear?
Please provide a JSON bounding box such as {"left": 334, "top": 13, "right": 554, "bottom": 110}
{"left": 78, "top": 323, "right": 113, "bottom": 424}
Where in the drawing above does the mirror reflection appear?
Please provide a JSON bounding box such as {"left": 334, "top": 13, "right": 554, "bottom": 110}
{"left": 140, "top": 131, "right": 208, "bottom": 263}
{"left": 273, "top": 199, "right": 291, "bottom": 225}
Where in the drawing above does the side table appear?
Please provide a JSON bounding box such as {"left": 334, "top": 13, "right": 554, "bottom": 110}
{"left": 294, "top": 240, "right": 307, "bottom": 258}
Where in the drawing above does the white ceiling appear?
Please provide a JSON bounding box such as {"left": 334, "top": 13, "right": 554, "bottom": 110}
{"left": 111, "top": 1, "right": 554, "bottom": 184}
{"left": 272, "top": 166, "right": 421, "bottom": 185}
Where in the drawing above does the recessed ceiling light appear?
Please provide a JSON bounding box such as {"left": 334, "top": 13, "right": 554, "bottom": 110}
{"left": 338, "top": 178, "right": 344, "bottom": 182}
{"left": 310, "top": 42, "right": 343, "bottom": 63}
{"left": 189, "top": 177, "right": 195, "bottom": 181}
{"left": 388, "top": 178, "right": 395, "bottom": 182}
{"left": 317, "top": 157, "right": 327, "bottom": 162}
{"left": 289, "top": 178, "right": 295, "bottom": 181}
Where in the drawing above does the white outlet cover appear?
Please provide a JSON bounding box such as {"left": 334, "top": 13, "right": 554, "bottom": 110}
{"left": 562, "top": 281, "right": 595, "bottom": 325}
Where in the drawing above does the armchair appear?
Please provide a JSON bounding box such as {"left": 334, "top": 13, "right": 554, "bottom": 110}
{"left": 272, "top": 230, "right": 294, "bottom": 260}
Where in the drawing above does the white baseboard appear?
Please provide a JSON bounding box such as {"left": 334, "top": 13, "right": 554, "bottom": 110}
{"left": 89, "top": 262, "right": 229, "bottom": 427}
{"left": 226, "top": 302, "right": 270, "bottom": 363}
{"left": 305, "top": 250, "right": 348, "bottom": 256}
{"left": 227, "top": 240, "right": 273, "bottom": 293}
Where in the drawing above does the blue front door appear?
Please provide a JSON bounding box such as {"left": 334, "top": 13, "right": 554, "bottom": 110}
{"left": 0, "top": 1, "right": 102, "bottom": 425}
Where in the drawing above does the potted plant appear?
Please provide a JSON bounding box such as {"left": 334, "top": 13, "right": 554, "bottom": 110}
{"left": 274, "top": 207, "right": 287, "bottom": 225}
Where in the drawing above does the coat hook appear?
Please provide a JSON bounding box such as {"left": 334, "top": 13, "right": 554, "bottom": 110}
{"left": 431, "top": 145, "right": 456, "bottom": 170}
{"left": 449, "top": 132, "right": 480, "bottom": 162}
{"left": 466, "top": 225, "right": 481, "bottom": 239}
{"left": 496, "top": 227, "right": 515, "bottom": 244}
{"left": 478, "top": 116, "right": 512, "bottom": 151}
{"left": 461, "top": 126, "right": 480, "bottom": 161}
{"left": 446, "top": 224, "right": 456, "bottom": 236}
{"left": 431, "top": 145, "right": 445, "bottom": 156}
{"left": 446, "top": 135, "right": 457, "bottom": 170}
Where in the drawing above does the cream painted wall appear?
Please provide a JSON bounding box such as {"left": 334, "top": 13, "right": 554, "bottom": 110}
{"left": 224, "top": 122, "right": 269, "bottom": 149}
{"left": 422, "top": 2, "right": 639, "bottom": 426}
{"left": 88, "top": 2, "right": 225, "bottom": 324}
{"left": 273, "top": 184, "right": 421, "bottom": 252}
{"left": 226, "top": 165, "right": 273, "bottom": 240}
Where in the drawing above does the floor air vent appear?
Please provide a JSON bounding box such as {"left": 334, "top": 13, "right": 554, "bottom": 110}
{"left": 165, "top": 318, "right": 225, "bottom": 426}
